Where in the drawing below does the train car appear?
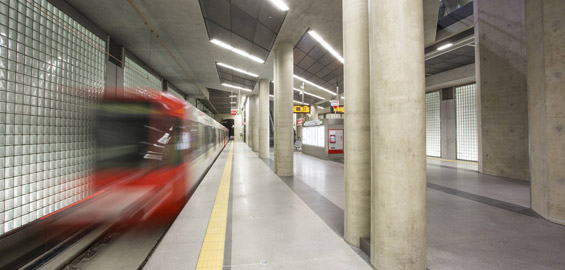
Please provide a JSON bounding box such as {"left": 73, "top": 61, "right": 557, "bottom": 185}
{"left": 0, "top": 88, "right": 228, "bottom": 269}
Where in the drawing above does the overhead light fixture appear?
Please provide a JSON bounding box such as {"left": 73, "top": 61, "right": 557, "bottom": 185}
{"left": 229, "top": 95, "right": 237, "bottom": 98}
{"left": 293, "top": 75, "right": 336, "bottom": 96}
{"left": 230, "top": 101, "right": 236, "bottom": 104}
{"left": 318, "top": 106, "right": 324, "bottom": 109}
{"left": 293, "top": 88, "right": 324, "bottom": 99}
{"left": 211, "top": 39, "right": 264, "bottom": 63}
{"left": 308, "top": 30, "right": 344, "bottom": 63}
{"left": 268, "top": 0, "right": 289, "bottom": 11}
{"left": 437, "top": 43, "right": 453, "bottom": 51}
{"left": 217, "top": 62, "right": 259, "bottom": 77}
{"left": 222, "top": 83, "right": 252, "bottom": 92}
{"left": 340, "top": 96, "right": 345, "bottom": 99}
{"left": 269, "top": 94, "right": 275, "bottom": 98}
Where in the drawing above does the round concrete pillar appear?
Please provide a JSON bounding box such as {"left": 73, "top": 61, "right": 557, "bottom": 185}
{"left": 258, "top": 79, "right": 270, "bottom": 158}
{"left": 343, "top": 0, "right": 371, "bottom": 248}
{"left": 369, "top": 0, "right": 427, "bottom": 269}
{"left": 252, "top": 95, "right": 260, "bottom": 152}
{"left": 274, "top": 42, "right": 294, "bottom": 176}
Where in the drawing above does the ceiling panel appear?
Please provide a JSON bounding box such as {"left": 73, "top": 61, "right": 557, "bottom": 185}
{"left": 425, "top": 44, "right": 475, "bottom": 75}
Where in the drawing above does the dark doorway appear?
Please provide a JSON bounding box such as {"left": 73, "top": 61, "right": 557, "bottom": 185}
{"left": 221, "top": 119, "right": 235, "bottom": 140}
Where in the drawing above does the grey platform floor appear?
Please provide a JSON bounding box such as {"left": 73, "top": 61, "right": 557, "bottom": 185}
{"left": 146, "top": 142, "right": 565, "bottom": 269}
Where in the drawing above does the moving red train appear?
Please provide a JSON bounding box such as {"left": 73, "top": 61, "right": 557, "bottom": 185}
{"left": 0, "top": 88, "right": 228, "bottom": 269}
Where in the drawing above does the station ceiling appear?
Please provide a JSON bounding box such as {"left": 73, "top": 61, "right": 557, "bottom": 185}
{"left": 64, "top": 0, "right": 473, "bottom": 114}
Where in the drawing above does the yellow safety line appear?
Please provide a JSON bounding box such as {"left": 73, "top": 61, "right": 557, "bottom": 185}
{"left": 427, "top": 156, "right": 478, "bottom": 165}
{"left": 195, "top": 143, "right": 234, "bottom": 269}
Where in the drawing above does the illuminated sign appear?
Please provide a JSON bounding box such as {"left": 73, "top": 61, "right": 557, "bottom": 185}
{"left": 330, "top": 105, "right": 344, "bottom": 114}
{"left": 293, "top": 105, "right": 310, "bottom": 113}
{"left": 230, "top": 109, "right": 237, "bottom": 115}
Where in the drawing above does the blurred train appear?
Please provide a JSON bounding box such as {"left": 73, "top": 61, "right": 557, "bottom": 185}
{"left": 0, "top": 88, "right": 228, "bottom": 269}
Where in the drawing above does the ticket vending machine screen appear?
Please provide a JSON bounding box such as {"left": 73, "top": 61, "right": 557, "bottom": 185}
{"left": 330, "top": 135, "right": 336, "bottom": 143}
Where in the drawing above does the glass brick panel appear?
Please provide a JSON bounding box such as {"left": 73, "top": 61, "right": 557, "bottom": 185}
{"left": 455, "top": 84, "right": 478, "bottom": 161}
{"left": 426, "top": 91, "right": 441, "bottom": 157}
{"left": 123, "top": 57, "right": 161, "bottom": 91}
{"left": 0, "top": 0, "right": 105, "bottom": 235}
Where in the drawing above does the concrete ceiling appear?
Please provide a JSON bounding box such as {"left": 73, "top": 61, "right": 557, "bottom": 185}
{"left": 64, "top": 0, "right": 471, "bottom": 111}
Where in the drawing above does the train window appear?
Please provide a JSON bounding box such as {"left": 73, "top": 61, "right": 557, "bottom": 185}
{"left": 96, "top": 102, "right": 151, "bottom": 169}
{"left": 95, "top": 102, "right": 180, "bottom": 169}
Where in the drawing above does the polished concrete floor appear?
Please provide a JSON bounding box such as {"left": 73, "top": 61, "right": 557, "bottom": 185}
{"left": 294, "top": 151, "right": 565, "bottom": 270}
{"left": 147, "top": 142, "right": 565, "bottom": 269}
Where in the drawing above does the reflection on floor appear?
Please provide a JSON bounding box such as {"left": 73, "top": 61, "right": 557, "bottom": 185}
{"left": 290, "top": 151, "right": 565, "bottom": 270}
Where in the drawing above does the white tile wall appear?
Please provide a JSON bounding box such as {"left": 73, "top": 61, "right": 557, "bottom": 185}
{"left": 456, "top": 84, "right": 478, "bottom": 161}
{"left": 123, "top": 56, "right": 161, "bottom": 92}
{"left": 0, "top": 0, "right": 105, "bottom": 235}
{"left": 426, "top": 91, "right": 441, "bottom": 157}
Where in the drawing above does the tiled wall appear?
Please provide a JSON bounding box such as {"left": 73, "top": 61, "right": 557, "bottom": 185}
{"left": 123, "top": 56, "right": 161, "bottom": 91}
{"left": 456, "top": 84, "right": 478, "bottom": 161}
{"left": 426, "top": 91, "right": 441, "bottom": 157}
{"left": 0, "top": 0, "right": 105, "bottom": 235}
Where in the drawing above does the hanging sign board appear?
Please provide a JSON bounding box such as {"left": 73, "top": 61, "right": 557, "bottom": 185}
{"left": 330, "top": 105, "right": 345, "bottom": 114}
{"left": 330, "top": 100, "right": 340, "bottom": 110}
{"left": 230, "top": 109, "right": 237, "bottom": 115}
{"left": 293, "top": 105, "right": 310, "bottom": 113}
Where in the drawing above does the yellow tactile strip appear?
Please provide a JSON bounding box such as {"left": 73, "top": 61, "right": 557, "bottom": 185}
{"left": 196, "top": 143, "right": 234, "bottom": 269}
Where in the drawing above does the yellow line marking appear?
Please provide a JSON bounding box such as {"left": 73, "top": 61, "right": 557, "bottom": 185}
{"left": 427, "top": 156, "right": 478, "bottom": 165}
{"left": 196, "top": 143, "right": 234, "bottom": 270}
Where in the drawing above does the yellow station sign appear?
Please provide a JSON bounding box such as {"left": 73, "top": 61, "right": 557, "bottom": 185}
{"left": 293, "top": 105, "right": 310, "bottom": 113}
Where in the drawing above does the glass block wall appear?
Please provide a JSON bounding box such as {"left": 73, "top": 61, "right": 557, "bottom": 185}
{"left": 123, "top": 56, "right": 161, "bottom": 91}
{"left": 455, "top": 84, "right": 478, "bottom": 161}
{"left": 0, "top": 0, "right": 105, "bottom": 235}
{"left": 426, "top": 91, "right": 441, "bottom": 157}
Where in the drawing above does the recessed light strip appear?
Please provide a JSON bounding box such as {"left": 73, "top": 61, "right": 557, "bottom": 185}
{"left": 211, "top": 39, "right": 264, "bottom": 64}
{"left": 293, "top": 88, "right": 324, "bottom": 99}
{"left": 293, "top": 75, "right": 336, "bottom": 96}
{"left": 437, "top": 43, "right": 453, "bottom": 51}
{"left": 268, "top": 0, "right": 289, "bottom": 11}
{"left": 308, "top": 31, "right": 344, "bottom": 63}
{"left": 222, "top": 83, "right": 252, "bottom": 92}
{"left": 217, "top": 62, "right": 259, "bottom": 77}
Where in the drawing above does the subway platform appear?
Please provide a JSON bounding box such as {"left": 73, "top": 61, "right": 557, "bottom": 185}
{"left": 144, "top": 142, "right": 565, "bottom": 270}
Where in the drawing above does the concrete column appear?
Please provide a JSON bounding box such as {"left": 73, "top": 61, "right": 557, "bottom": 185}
{"left": 248, "top": 96, "right": 254, "bottom": 149}
{"left": 274, "top": 42, "right": 294, "bottom": 176}
{"left": 258, "top": 79, "right": 270, "bottom": 158}
{"left": 526, "top": 0, "right": 565, "bottom": 226}
{"left": 252, "top": 95, "right": 260, "bottom": 152}
{"left": 369, "top": 0, "right": 426, "bottom": 268}
{"left": 475, "top": 0, "right": 529, "bottom": 180}
{"left": 296, "top": 113, "right": 303, "bottom": 140}
{"left": 310, "top": 105, "right": 318, "bottom": 121}
{"left": 342, "top": 0, "right": 371, "bottom": 248}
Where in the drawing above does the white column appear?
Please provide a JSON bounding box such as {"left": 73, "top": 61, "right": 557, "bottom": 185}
{"left": 369, "top": 0, "right": 426, "bottom": 268}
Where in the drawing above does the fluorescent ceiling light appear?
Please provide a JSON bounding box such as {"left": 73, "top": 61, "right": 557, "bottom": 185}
{"left": 340, "top": 96, "right": 345, "bottom": 99}
{"left": 217, "top": 62, "right": 258, "bottom": 77}
{"left": 230, "top": 101, "right": 236, "bottom": 104}
{"left": 229, "top": 95, "right": 237, "bottom": 98}
{"left": 269, "top": 94, "right": 275, "bottom": 98}
{"left": 318, "top": 106, "right": 324, "bottom": 109}
{"left": 293, "top": 88, "right": 324, "bottom": 99}
{"left": 437, "top": 43, "right": 453, "bottom": 51}
{"left": 293, "top": 75, "right": 336, "bottom": 95}
{"left": 211, "top": 39, "right": 264, "bottom": 63}
{"left": 222, "top": 83, "right": 252, "bottom": 92}
{"left": 268, "top": 0, "right": 289, "bottom": 11}
{"left": 308, "top": 31, "right": 344, "bottom": 63}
